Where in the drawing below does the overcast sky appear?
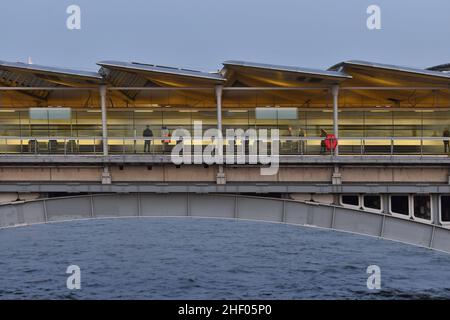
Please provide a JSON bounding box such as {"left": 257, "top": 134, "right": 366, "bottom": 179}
{"left": 0, "top": 0, "right": 449, "bottom": 72}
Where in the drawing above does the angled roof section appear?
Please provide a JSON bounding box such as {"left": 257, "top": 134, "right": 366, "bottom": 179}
{"left": 98, "top": 61, "right": 225, "bottom": 85}
{"left": 222, "top": 60, "right": 350, "bottom": 88}
{"left": 225, "top": 60, "right": 351, "bottom": 79}
{"left": 0, "top": 60, "right": 102, "bottom": 85}
{"left": 327, "top": 60, "right": 450, "bottom": 107}
{"left": 97, "top": 61, "right": 223, "bottom": 103}
{"left": 330, "top": 60, "right": 450, "bottom": 84}
{"left": 0, "top": 60, "right": 103, "bottom": 102}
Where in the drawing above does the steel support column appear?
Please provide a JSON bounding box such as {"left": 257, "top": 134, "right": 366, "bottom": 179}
{"left": 332, "top": 85, "right": 339, "bottom": 155}
{"left": 331, "top": 86, "right": 341, "bottom": 184}
{"left": 100, "top": 85, "right": 111, "bottom": 184}
{"left": 215, "top": 85, "right": 223, "bottom": 134}
{"left": 100, "top": 85, "right": 108, "bottom": 156}
{"left": 215, "top": 85, "right": 226, "bottom": 184}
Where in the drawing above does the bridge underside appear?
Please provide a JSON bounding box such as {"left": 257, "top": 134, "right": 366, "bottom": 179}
{"left": 1, "top": 193, "right": 449, "bottom": 254}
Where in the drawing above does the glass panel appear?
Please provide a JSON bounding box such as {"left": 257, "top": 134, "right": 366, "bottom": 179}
{"left": 223, "top": 110, "right": 250, "bottom": 131}
{"left": 413, "top": 195, "right": 431, "bottom": 220}
{"left": 135, "top": 109, "right": 162, "bottom": 139}
{"left": 423, "top": 110, "right": 450, "bottom": 155}
{"left": 391, "top": 195, "right": 409, "bottom": 215}
{"left": 305, "top": 110, "right": 333, "bottom": 137}
{"left": 162, "top": 109, "right": 192, "bottom": 131}
{"left": 393, "top": 110, "right": 421, "bottom": 138}
{"left": 19, "top": 110, "right": 30, "bottom": 137}
{"left": 74, "top": 110, "right": 102, "bottom": 137}
{"left": 192, "top": 109, "right": 217, "bottom": 132}
{"left": 340, "top": 110, "right": 364, "bottom": 137}
{"left": 29, "top": 108, "right": 49, "bottom": 120}
{"left": 342, "top": 195, "right": 359, "bottom": 206}
{"left": 30, "top": 108, "right": 49, "bottom": 137}
{"left": 48, "top": 108, "right": 71, "bottom": 120}
{"left": 0, "top": 110, "right": 21, "bottom": 137}
{"left": 423, "top": 110, "right": 450, "bottom": 138}
{"left": 365, "top": 110, "right": 393, "bottom": 137}
{"left": 277, "top": 108, "right": 298, "bottom": 120}
{"left": 256, "top": 108, "right": 277, "bottom": 120}
{"left": 363, "top": 195, "right": 381, "bottom": 210}
{"left": 107, "top": 110, "right": 133, "bottom": 138}
{"left": 441, "top": 196, "right": 450, "bottom": 222}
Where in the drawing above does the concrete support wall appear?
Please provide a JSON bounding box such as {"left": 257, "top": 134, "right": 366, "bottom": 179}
{"left": 341, "top": 167, "right": 450, "bottom": 183}
{"left": 0, "top": 167, "right": 103, "bottom": 182}
{"left": 0, "top": 165, "right": 447, "bottom": 184}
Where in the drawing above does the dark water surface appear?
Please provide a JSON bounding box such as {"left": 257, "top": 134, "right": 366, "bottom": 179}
{"left": 0, "top": 218, "right": 449, "bottom": 299}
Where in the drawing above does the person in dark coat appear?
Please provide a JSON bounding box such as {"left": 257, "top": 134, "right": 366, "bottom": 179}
{"left": 320, "top": 129, "right": 328, "bottom": 154}
{"left": 443, "top": 129, "right": 450, "bottom": 153}
{"left": 143, "top": 125, "right": 153, "bottom": 153}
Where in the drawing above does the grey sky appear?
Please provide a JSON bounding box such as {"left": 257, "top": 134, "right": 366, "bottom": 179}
{"left": 0, "top": 0, "right": 449, "bottom": 72}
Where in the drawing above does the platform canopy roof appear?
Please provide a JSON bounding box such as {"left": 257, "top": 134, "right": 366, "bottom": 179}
{"left": 0, "top": 59, "right": 450, "bottom": 108}
{"left": 0, "top": 60, "right": 102, "bottom": 86}
{"left": 96, "top": 60, "right": 226, "bottom": 104}
{"left": 327, "top": 60, "right": 450, "bottom": 107}
{"left": 0, "top": 60, "right": 104, "bottom": 105}
{"left": 219, "top": 60, "right": 351, "bottom": 106}
{"left": 223, "top": 60, "right": 351, "bottom": 87}
{"left": 98, "top": 61, "right": 224, "bottom": 86}
{"left": 329, "top": 60, "right": 450, "bottom": 86}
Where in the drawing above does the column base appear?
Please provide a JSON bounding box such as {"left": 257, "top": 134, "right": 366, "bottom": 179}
{"left": 102, "top": 167, "right": 112, "bottom": 185}
{"left": 216, "top": 172, "right": 226, "bottom": 185}
{"left": 332, "top": 172, "right": 342, "bottom": 185}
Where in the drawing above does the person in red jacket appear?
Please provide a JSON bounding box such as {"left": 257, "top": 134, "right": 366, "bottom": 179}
{"left": 325, "top": 133, "right": 338, "bottom": 153}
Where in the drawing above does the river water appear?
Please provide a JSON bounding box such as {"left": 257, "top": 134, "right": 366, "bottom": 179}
{"left": 0, "top": 218, "right": 449, "bottom": 299}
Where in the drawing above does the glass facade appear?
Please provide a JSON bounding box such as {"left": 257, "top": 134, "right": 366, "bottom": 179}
{"left": 0, "top": 105, "right": 449, "bottom": 155}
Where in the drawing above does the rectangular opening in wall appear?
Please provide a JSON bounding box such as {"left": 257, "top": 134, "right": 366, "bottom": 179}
{"left": 341, "top": 195, "right": 359, "bottom": 207}
{"left": 441, "top": 196, "right": 450, "bottom": 222}
{"left": 390, "top": 195, "right": 409, "bottom": 216}
{"left": 363, "top": 194, "right": 381, "bottom": 211}
{"left": 413, "top": 195, "right": 431, "bottom": 220}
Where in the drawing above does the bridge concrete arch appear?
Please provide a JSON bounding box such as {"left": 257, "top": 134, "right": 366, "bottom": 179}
{"left": 0, "top": 193, "right": 449, "bottom": 254}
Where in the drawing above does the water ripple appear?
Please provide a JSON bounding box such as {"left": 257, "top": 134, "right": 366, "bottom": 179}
{"left": 0, "top": 218, "right": 450, "bottom": 299}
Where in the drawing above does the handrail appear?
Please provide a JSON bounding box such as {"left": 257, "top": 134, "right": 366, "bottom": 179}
{"left": 0, "top": 136, "right": 449, "bottom": 141}
{"left": 0, "top": 136, "right": 448, "bottom": 156}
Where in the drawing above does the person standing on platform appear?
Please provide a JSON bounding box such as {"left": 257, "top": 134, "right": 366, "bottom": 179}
{"left": 161, "top": 126, "right": 171, "bottom": 153}
{"left": 320, "top": 129, "right": 328, "bottom": 154}
{"left": 143, "top": 125, "right": 153, "bottom": 153}
{"left": 299, "top": 127, "right": 306, "bottom": 155}
{"left": 443, "top": 129, "right": 450, "bottom": 153}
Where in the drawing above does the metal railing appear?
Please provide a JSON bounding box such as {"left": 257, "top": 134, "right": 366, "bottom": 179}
{"left": 0, "top": 136, "right": 449, "bottom": 156}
